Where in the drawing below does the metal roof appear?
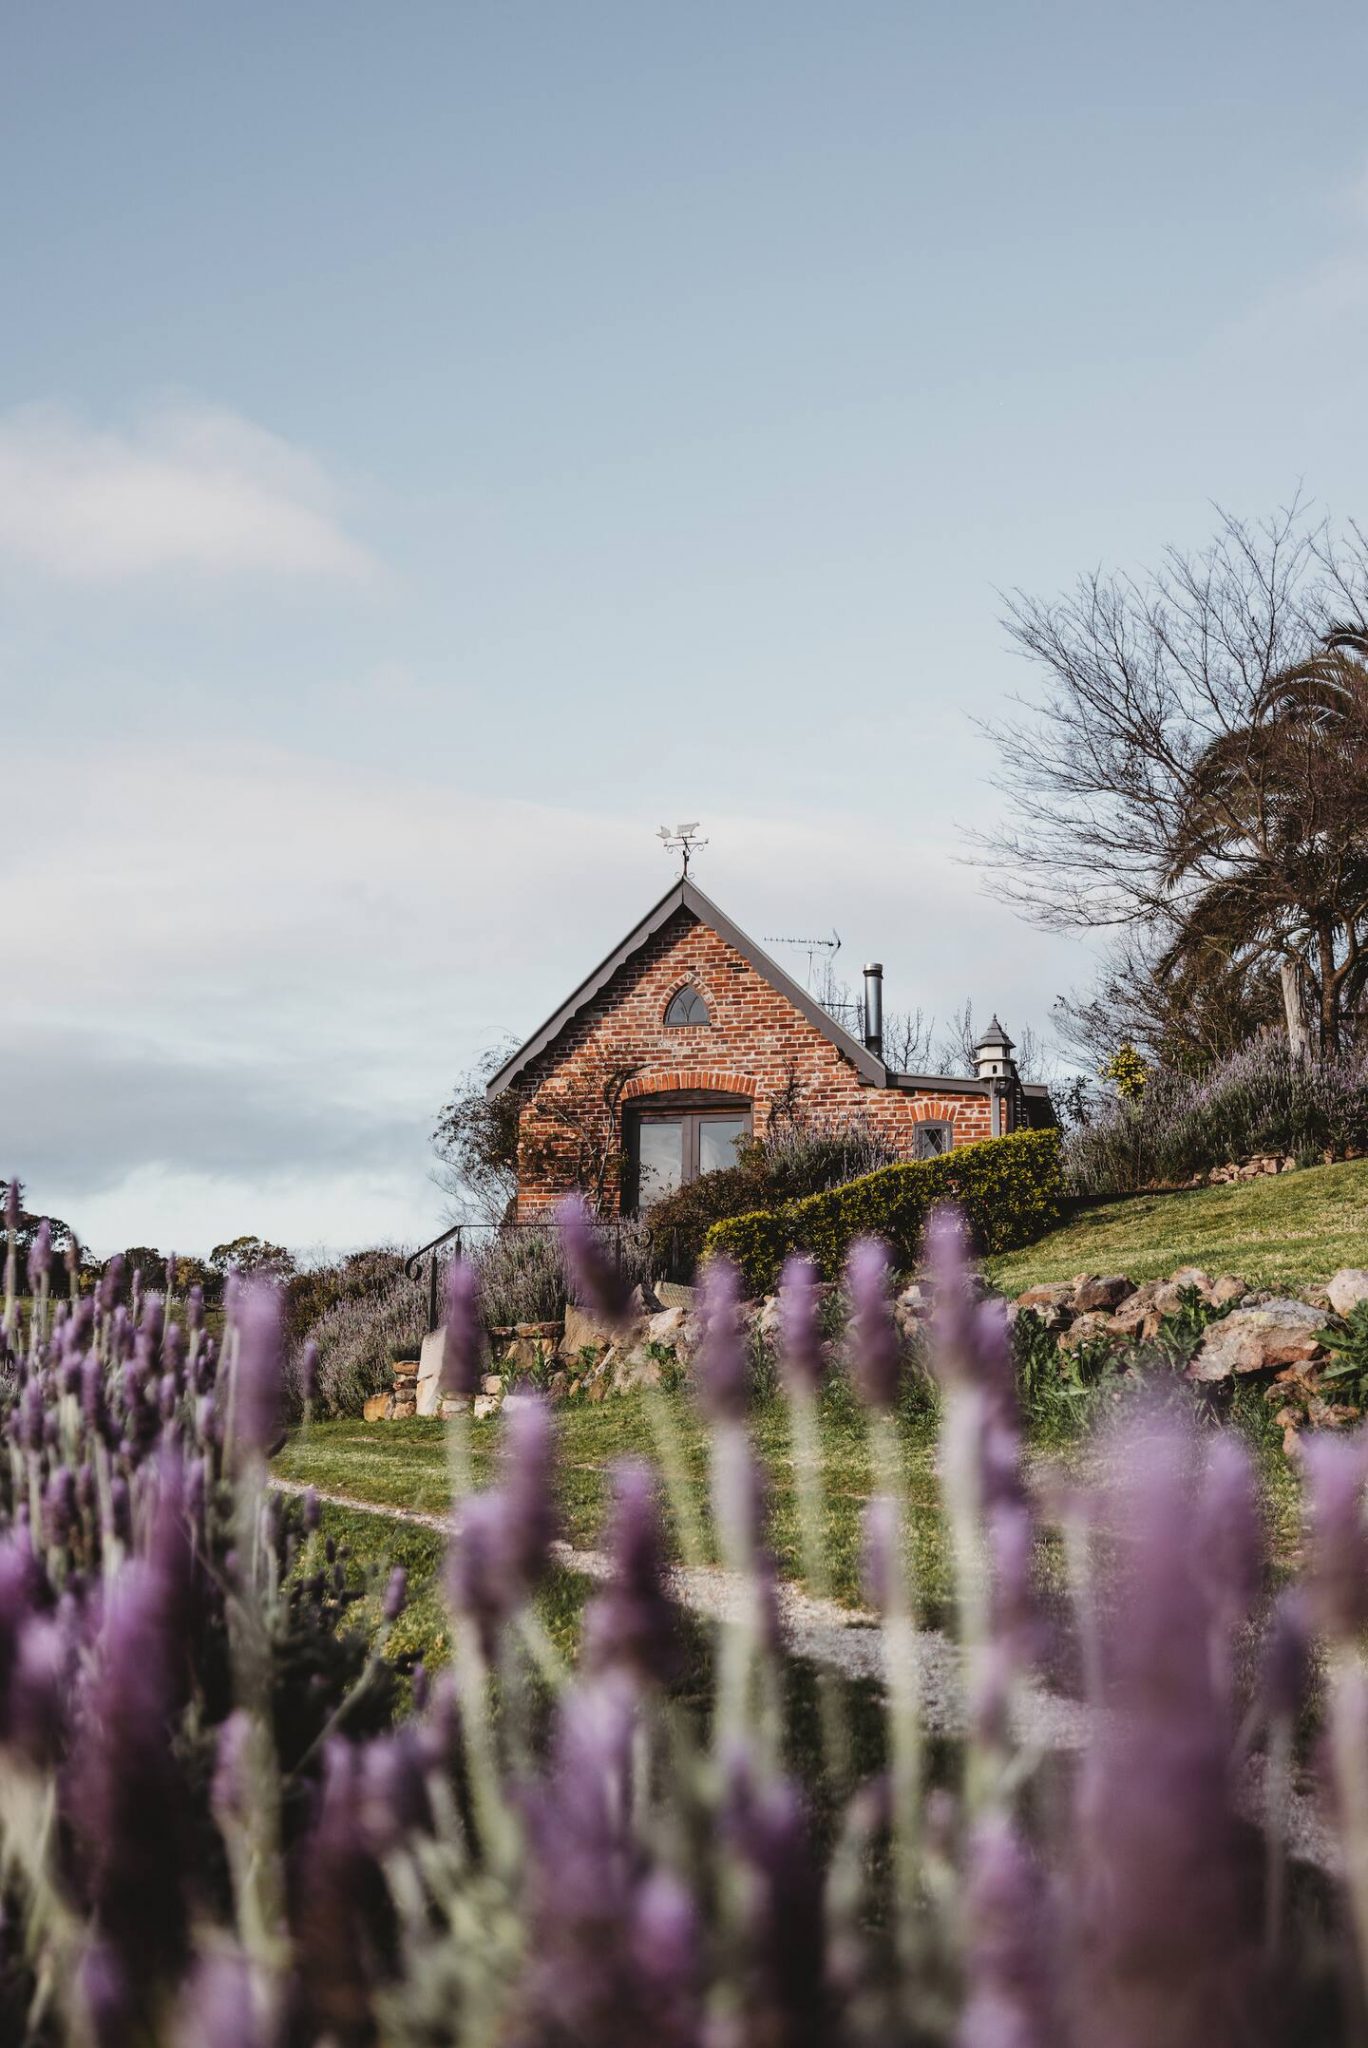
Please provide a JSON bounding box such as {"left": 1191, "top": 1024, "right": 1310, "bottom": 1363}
{"left": 484, "top": 877, "right": 889, "bottom": 1097}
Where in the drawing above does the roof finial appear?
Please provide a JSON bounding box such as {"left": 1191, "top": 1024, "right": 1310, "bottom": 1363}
{"left": 656, "top": 820, "right": 708, "bottom": 878}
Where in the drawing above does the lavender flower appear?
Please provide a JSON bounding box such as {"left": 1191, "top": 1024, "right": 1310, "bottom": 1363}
{"left": 230, "top": 1282, "right": 284, "bottom": 1455}
{"left": 175, "top": 1951, "right": 268, "bottom": 2048}
{"left": 518, "top": 1676, "right": 699, "bottom": 2048}
{"left": 556, "top": 1192, "right": 634, "bottom": 1327}
{"left": 26, "top": 1218, "right": 52, "bottom": 1291}
{"left": 1301, "top": 1431, "right": 1368, "bottom": 1639}
{"left": 382, "top": 1565, "right": 408, "bottom": 1624}
{"left": 846, "top": 1237, "right": 900, "bottom": 1410}
{"left": 441, "top": 1255, "right": 485, "bottom": 1397}
{"left": 72, "top": 1559, "right": 191, "bottom": 1986}
{"left": 959, "top": 1816, "right": 1058, "bottom": 2048}
{"left": 861, "top": 1494, "right": 900, "bottom": 1614}
{"left": 584, "top": 1460, "right": 679, "bottom": 1683}
{"left": 1068, "top": 1405, "right": 1259, "bottom": 2047}
{"left": 696, "top": 1256, "right": 747, "bottom": 1420}
{"left": 778, "top": 1254, "right": 825, "bottom": 1395}
{"left": 719, "top": 1755, "right": 826, "bottom": 2047}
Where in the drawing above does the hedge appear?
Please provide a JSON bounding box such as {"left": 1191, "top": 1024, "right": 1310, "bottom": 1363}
{"left": 702, "top": 1127, "right": 1064, "bottom": 1294}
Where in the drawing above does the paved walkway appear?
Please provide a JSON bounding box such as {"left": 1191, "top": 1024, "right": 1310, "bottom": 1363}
{"left": 271, "top": 1476, "right": 1335, "bottom": 1873}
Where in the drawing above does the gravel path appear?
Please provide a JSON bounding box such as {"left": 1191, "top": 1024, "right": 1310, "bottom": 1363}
{"left": 271, "top": 1477, "right": 1334, "bottom": 1873}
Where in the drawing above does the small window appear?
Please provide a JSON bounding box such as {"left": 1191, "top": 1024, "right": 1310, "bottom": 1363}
{"left": 914, "top": 1121, "right": 952, "bottom": 1160}
{"left": 665, "top": 985, "right": 709, "bottom": 1027}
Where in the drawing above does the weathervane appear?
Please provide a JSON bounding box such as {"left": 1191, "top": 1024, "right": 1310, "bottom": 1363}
{"left": 657, "top": 820, "right": 708, "bottom": 877}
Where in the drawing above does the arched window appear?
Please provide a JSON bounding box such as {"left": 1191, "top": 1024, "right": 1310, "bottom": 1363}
{"left": 664, "top": 985, "right": 709, "bottom": 1027}
{"left": 914, "top": 1121, "right": 953, "bottom": 1160}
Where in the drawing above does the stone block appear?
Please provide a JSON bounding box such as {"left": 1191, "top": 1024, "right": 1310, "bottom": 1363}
{"left": 1189, "top": 1301, "right": 1327, "bottom": 1381}
{"left": 1328, "top": 1269, "right": 1368, "bottom": 1318}
{"left": 363, "top": 1393, "right": 394, "bottom": 1422}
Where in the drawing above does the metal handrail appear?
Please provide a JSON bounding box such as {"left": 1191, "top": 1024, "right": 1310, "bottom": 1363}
{"left": 404, "top": 1218, "right": 648, "bottom": 1333}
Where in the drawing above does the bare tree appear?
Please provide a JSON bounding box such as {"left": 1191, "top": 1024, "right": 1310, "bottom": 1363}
{"left": 976, "top": 503, "right": 1368, "bottom": 1055}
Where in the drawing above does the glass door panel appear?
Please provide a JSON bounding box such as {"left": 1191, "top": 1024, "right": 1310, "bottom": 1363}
{"left": 636, "top": 1118, "right": 685, "bottom": 1206}
{"left": 698, "top": 1114, "right": 750, "bottom": 1175}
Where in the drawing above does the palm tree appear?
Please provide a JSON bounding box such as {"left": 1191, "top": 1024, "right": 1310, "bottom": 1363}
{"left": 1159, "top": 635, "right": 1368, "bottom": 1055}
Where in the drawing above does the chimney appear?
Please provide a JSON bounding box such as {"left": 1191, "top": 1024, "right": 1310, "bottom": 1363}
{"left": 863, "top": 963, "right": 884, "bottom": 1059}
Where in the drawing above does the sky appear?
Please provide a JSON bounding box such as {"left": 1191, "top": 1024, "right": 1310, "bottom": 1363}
{"left": 3, "top": 0, "right": 1367, "bottom": 1256}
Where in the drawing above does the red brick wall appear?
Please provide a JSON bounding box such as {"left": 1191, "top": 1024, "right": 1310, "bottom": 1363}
{"left": 512, "top": 909, "right": 997, "bottom": 1215}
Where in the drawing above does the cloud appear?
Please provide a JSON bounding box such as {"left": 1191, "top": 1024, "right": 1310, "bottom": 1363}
{"left": 0, "top": 400, "right": 376, "bottom": 582}
{"left": 0, "top": 738, "right": 1091, "bottom": 1252}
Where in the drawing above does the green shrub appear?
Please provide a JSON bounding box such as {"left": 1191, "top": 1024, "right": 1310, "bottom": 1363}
{"left": 647, "top": 1113, "right": 901, "bottom": 1279}
{"left": 703, "top": 1128, "right": 1064, "bottom": 1294}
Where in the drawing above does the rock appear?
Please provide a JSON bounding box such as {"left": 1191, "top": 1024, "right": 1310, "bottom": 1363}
{"left": 1328, "top": 1269, "right": 1368, "bottom": 1318}
{"left": 1015, "top": 1283, "right": 1074, "bottom": 1311}
{"left": 1168, "top": 1266, "right": 1214, "bottom": 1300}
{"left": 560, "top": 1302, "right": 621, "bottom": 1363}
{"left": 547, "top": 1371, "right": 570, "bottom": 1402}
{"left": 1108, "top": 1280, "right": 1164, "bottom": 1336}
{"left": 481, "top": 1374, "right": 504, "bottom": 1396}
{"left": 391, "top": 1398, "right": 417, "bottom": 1420}
{"left": 416, "top": 1326, "right": 446, "bottom": 1416}
{"left": 614, "top": 1356, "right": 665, "bottom": 1393}
{"left": 1073, "top": 1274, "right": 1134, "bottom": 1313}
{"left": 1058, "top": 1312, "right": 1117, "bottom": 1351}
{"left": 472, "top": 1394, "right": 501, "bottom": 1419}
{"left": 1208, "top": 1274, "right": 1248, "bottom": 1307}
{"left": 438, "top": 1394, "right": 470, "bottom": 1419}
{"left": 646, "top": 1306, "right": 690, "bottom": 1347}
{"left": 363, "top": 1393, "right": 394, "bottom": 1422}
{"left": 1188, "top": 1301, "right": 1328, "bottom": 1382}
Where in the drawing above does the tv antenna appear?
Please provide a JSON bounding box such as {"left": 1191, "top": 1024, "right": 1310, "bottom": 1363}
{"left": 657, "top": 821, "right": 708, "bottom": 877}
{"left": 763, "top": 928, "right": 843, "bottom": 991}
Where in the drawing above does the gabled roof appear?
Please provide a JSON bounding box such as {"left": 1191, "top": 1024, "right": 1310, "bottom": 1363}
{"left": 485, "top": 876, "right": 889, "bottom": 1097}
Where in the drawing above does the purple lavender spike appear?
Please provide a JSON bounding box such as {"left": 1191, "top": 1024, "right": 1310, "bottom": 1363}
{"left": 80, "top": 1945, "right": 134, "bottom": 2048}
{"left": 778, "top": 1254, "right": 825, "bottom": 1395}
{"left": 846, "top": 1237, "right": 900, "bottom": 1410}
{"left": 43, "top": 1467, "right": 76, "bottom": 1549}
{"left": 499, "top": 1394, "right": 557, "bottom": 1581}
{"left": 1301, "top": 1432, "right": 1368, "bottom": 1639}
{"left": 231, "top": 1282, "right": 283, "bottom": 1454}
{"left": 300, "top": 1338, "right": 320, "bottom": 1406}
{"left": 861, "top": 1494, "right": 900, "bottom": 1614}
{"left": 448, "top": 1489, "right": 526, "bottom": 1653}
{"left": 556, "top": 1192, "right": 633, "bottom": 1327}
{"left": 175, "top": 1951, "right": 266, "bottom": 2048}
{"left": 696, "top": 1256, "right": 748, "bottom": 1420}
{"left": 517, "top": 1676, "right": 701, "bottom": 2048}
{"left": 382, "top": 1565, "right": 408, "bottom": 1623}
{"left": 294, "top": 1740, "right": 381, "bottom": 2039}
{"left": 440, "top": 1256, "right": 485, "bottom": 1397}
{"left": 3, "top": 1180, "right": 18, "bottom": 1233}
{"left": 304, "top": 1486, "right": 321, "bottom": 1532}
{"left": 358, "top": 1726, "right": 433, "bottom": 1853}
{"left": 1069, "top": 1404, "right": 1259, "bottom": 2046}
{"left": 98, "top": 1254, "right": 123, "bottom": 1315}
{"left": 960, "top": 1816, "right": 1058, "bottom": 2048}
{"left": 719, "top": 1756, "right": 826, "bottom": 2043}
{"left": 10, "top": 1613, "right": 72, "bottom": 1765}
{"left": 72, "top": 1560, "right": 191, "bottom": 1984}
{"left": 584, "top": 1461, "right": 679, "bottom": 1683}
{"left": 26, "top": 1217, "right": 51, "bottom": 1290}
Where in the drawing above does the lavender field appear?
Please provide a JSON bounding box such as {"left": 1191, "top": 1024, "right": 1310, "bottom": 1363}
{"left": 0, "top": 1189, "right": 1361, "bottom": 2045}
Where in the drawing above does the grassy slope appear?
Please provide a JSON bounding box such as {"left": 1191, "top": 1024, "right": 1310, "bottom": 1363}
{"left": 985, "top": 1157, "right": 1368, "bottom": 1295}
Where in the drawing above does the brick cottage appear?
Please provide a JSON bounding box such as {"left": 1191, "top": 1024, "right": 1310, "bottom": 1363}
{"left": 486, "top": 877, "right": 1053, "bottom": 1219}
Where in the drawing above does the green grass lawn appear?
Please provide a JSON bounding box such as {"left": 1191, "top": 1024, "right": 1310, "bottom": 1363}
{"left": 985, "top": 1157, "right": 1368, "bottom": 1295}
{"left": 275, "top": 1388, "right": 955, "bottom": 1619}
